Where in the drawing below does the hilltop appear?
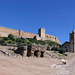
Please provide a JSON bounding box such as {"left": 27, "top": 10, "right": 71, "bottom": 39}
{"left": 0, "top": 26, "right": 60, "bottom": 44}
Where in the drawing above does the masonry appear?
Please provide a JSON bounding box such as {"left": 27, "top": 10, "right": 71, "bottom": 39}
{"left": 61, "top": 29, "right": 75, "bottom": 53}
{"left": 0, "top": 26, "right": 60, "bottom": 44}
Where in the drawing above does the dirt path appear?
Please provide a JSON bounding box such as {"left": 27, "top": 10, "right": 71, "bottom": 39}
{"left": 65, "top": 56, "right": 75, "bottom": 75}
{"left": 50, "top": 56, "right": 75, "bottom": 75}
{"left": 0, "top": 54, "right": 61, "bottom": 75}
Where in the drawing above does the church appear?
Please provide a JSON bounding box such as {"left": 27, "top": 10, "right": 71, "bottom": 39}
{"left": 61, "top": 30, "right": 75, "bottom": 53}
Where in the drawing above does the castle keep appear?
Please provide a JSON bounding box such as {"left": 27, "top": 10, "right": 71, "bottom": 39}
{"left": 0, "top": 26, "right": 60, "bottom": 44}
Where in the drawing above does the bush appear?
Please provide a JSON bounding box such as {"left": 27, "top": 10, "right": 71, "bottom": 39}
{"left": 63, "top": 54, "right": 68, "bottom": 56}
{"left": 16, "top": 38, "right": 22, "bottom": 43}
{"left": 27, "top": 38, "right": 36, "bottom": 42}
{"left": 3, "top": 37, "right": 10, "bottom": 41}
{"left": 47, "top": 46, "right": 50, "bottom": 50}
{"left": 51, "top": 47, "right": 59, "bottom": 51}
{"left": 16, "top": 37, "right": 26, "bottom": 43}
{"left": 53, "top": 51, "right": 57, "bottom": 53}
{"left": 8, "top": 34, "right": 15, "bottom": 41}
{"left": 17, "top": 43, "right": 23, "bottom": 48}
{"left": 58, "top": 48, "right": 66, "bottom": 54}
{"left": 35, "top": 40, "right": 46, "bottom": 45}
{"left": 7, "top": 40, "right": 15, "bottom": 44}
{"left": 0, "top": 39, "right": 7, "bottom": 46}
{"left": 45, "top": 40, "right": 60, "bottom": 46}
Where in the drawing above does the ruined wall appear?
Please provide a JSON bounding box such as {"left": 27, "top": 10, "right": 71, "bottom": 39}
{"left": 27, "top": 44, "right": 46, "bottom": 57}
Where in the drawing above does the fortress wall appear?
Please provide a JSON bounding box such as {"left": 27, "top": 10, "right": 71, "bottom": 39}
{"left": 45, "top": 34, "right": 56, "bottom": 41}
{"left": 0, "top": 32, "right": 9, "bottom": 37}
{"left": 0, "top": 26, "right": 60, "bottom": 44}
{"left": 55, "top": 37, "right": 60, "bottom": 44}
{"left": 45, "top": 34, "right": 60, "bottom": 43}
{"left": 36, "top": 34, "right": 45, "bottom": 40}
{"left": 0, "top": 27, "right": 37, "bottom": 38}
{"left": 0, "top": 26, "right": 19, "bottom": 37}
{"left": 19, "top": 30, "right": 37, "bottom": 38}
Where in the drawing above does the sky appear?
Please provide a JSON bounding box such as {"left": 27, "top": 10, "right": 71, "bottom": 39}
{"left": 0, "top": 0, "right": 75, "bottom": 44}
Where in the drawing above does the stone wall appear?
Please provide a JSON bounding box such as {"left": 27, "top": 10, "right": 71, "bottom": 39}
{"left": 19, "top": 30, "right": 37, "bottom": 38}
{"left": 0, "top": 26, "right": 37, "bottom": 38}
{"left": 27, "top": 44, "right": 46, "bottom": 57}
{"left": 0, "top": 26, "right": 60, "bottom": 44}
{"left": 45, "top": 34, "right": 60, "bottom": 43}
{"left": 61, "top": 42, "right": 70, "bottom": 52}
{"left": 0, "top": 27, "right": 19, "bottom": 37}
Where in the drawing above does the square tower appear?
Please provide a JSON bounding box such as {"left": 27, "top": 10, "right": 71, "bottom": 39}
{"left": 70, "top": 30, "right": 75, "bottom": 52}
{"left": 38, "top": 28, "right": 45, "bottom": 38}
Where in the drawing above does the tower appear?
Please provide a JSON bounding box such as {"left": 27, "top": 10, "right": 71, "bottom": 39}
{"left": 70, "top": 30, "right": 75, "bottom": 52}
{"left": 19, "top": 30, "right": 21, "bottom": 36}
{"left": 38, "top": 28, "right": 45, "bottom": 38}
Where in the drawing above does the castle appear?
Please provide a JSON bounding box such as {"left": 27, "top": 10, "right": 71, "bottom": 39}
{"left": 0, "top": 26, "right": 60, "bottom": 44}
{"left": 61, "top": 30, "right": 75, "bottom": 53}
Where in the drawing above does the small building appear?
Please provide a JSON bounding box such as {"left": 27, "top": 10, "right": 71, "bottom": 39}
{"left": 61, "top": 30, "right": 75, "bottom": 53}
{"left": 61, "top": 41, "right": 70, "bottom": 52}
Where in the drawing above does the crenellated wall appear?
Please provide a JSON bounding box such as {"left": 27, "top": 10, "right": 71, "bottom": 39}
{"left": 0, "top": 26, "right": 60, "bottom": 44}
{"left": 45, "top": 34, "right": 60, "bottom": 43}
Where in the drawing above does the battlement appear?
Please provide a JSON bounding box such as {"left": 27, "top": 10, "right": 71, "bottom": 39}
{"left": 0, "top": 26, "right": 60, "bottom": 44}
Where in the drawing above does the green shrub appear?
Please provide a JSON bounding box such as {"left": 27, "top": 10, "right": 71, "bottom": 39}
{"left": 35, "top": 40, "right": 46, "bottom": 45}
{"left": 7, "top": 40, "right": 15, "bottom": 44}
{"left": 0, "top": 39, "right": 7, "bottom": 46}
{"left": 63, "top": 54, "right": 68, "bottom": 56}
{"left": 58, "top": 48, "right": 66, "bottom": 54}
{"left": 16, "top": 38, "right": 22, "bottom": 43}
{"left": 3, "top": 37, "right": 10, "bottom": 41}
{"left": 27, "top": 38, "right": 35, "bottom": 43}
{"left": 17, "top": 43, "right": 23, "bottom": 48}
{"left": 53, "top": 51, "right": 57, "bottom": 53}
{"left": 8, "top": 34, "right": 15, "bottom": 41}
{"left": 14, "top": 45, "right": 17, "bottom": 47}
{"left": 45, "top": 40, "right": 60, "bottom": 46}
{"left": 16, "top": 37, "right": 26, "bottom": 43}
{"left": 51, "top": 47, "right": 59, "bottom": 51}
{"left": 47, "top": 46, "right": 50, "bottom": 50}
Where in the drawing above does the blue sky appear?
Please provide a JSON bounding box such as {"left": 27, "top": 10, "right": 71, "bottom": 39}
{"left": 0, "top": 0, "right": 75, "bottom": 44}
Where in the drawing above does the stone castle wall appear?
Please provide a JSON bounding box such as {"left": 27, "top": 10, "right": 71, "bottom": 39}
{"left": 0, "top": 26, "right": 60, "bottom": 44}
{"left": 0, "top": 26, "right": 36, "bottom": 38}
{"left": 45, "top": 34, "right": 60, "bottom": 43}
{"left": 0, "top": 27, "right": 19, "bottom": 37}
{"left": 19, "top": 30, "right": 37, "bottom": 38}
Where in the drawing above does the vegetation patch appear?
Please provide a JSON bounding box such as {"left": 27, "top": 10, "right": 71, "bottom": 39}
{"left": 0, "top": 34, "right": 60, "bottom": 47}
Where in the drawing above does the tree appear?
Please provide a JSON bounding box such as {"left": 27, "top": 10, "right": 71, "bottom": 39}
{"left": 8, "top": 34, "right": 15, "bottom": 41}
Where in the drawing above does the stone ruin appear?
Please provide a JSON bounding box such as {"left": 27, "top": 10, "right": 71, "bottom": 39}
{"left": 15, "top": 44, "right": 46, "bottom": 57}
{"left": 27, "top": 44, "right": 46, "bottom": 57}
{"left": 15, "top": 46, "right": 27, "bottom": 56}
